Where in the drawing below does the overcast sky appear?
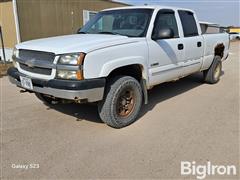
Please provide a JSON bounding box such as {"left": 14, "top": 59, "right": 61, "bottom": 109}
{"left": 114, "top": 0, "right": 240, "bottom": 27}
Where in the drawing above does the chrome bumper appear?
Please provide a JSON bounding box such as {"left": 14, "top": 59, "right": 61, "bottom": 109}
{"left": 8, "top": 67, "right": 105, "bottom": 102}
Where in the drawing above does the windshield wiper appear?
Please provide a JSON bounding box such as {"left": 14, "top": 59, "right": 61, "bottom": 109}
{"left": 98, "top": 31, "right": 131, "bottom": 37}
{"left": 79, "top": 31, "right": 130, "bottom": 37}
{"left": 99, "top": 31, "right": 131, "bottom": 36}
{"left": 77, "top": 31, "right": 88, "bottom": 34}
{"left": 98, "top": 31, "right": 119, "bottom": 35}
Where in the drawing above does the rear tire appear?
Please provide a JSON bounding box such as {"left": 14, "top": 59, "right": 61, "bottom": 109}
{"left": 98, "top": 76, "right": 143, "bottom": 128}
{"left": 203, "top": 55, "right": 222, "bottom": 84}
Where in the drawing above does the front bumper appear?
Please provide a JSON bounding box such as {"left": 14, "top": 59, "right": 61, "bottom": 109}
{"left": 7, "top": 67, "right": 105, "bottom": 102}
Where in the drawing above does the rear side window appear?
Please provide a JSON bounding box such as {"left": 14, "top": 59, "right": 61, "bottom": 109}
{"left": 178, "top": 10, "right": 198, "bottom": 37}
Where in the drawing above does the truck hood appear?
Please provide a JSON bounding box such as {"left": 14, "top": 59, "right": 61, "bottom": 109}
{"left": 16, "top": 34, "right": 139, "bottom": 54}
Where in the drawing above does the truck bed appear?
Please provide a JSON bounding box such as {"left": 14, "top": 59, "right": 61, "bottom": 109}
{"left": 201, "top": 33, "right": 229, "bottom": 71}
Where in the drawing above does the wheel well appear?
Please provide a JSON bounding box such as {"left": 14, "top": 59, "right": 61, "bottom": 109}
{"left": 214, "top": 43, "right": 225, "bottom": 58}
{"left": 107, "top": 64, "right": 143, "bottom": 82}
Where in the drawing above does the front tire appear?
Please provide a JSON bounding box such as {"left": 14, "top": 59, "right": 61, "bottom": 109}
{"left": 98, "top": 76, "right": 143, "bottom": 128}
{"left": 203, "top": 55, "right": 222, "bottom": 84}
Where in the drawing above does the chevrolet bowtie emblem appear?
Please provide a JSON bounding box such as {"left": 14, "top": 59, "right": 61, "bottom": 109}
{"left": 25, "top": 59, "right": 36, "bottom": 68}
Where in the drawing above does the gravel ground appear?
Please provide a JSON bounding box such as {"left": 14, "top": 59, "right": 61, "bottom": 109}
{"left": 1, "top": 42, "right": 239, "bottom": 179}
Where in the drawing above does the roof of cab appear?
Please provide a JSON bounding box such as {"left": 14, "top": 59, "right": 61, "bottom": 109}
{"left": 102, "top": 5, "right": 194, "bottom": 13}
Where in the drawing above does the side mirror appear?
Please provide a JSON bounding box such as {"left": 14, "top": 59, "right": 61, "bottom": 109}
{"left": 152, "top": 28, "right": 174, "bottom": 40}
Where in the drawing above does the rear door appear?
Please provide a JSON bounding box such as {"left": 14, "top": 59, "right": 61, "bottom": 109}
{"left": 178, "top": 10, "right": 204, "bottom": 75}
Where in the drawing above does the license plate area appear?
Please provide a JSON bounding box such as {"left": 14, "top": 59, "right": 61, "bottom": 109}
{"left": 20, "top": 76, "right": 33, "bottom": 90}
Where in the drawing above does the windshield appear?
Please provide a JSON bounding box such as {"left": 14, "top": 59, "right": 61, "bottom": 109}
{"left": 79, "top": 9, "right": 153, "bottom": 37}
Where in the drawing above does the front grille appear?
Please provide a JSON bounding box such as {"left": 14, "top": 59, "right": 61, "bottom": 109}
{"left": 18, "top": 50, "right": 55, "bottom": 76}
{"left": 19, "top": 63, "right": 52, "bottom": 75}
{"left": 19, "top": 50, "right": 55, "bottom": 63}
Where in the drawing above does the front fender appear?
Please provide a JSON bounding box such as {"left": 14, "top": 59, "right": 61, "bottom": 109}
{"left": 83, "top": 39, "right": 149, "bottom": 80}
{"left": 100, "top": 56, "right": 147, "bottom": 79}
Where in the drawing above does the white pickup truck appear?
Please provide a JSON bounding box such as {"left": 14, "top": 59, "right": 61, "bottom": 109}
{"left": 8, "top": 6, "right": 229, "bottom": 128}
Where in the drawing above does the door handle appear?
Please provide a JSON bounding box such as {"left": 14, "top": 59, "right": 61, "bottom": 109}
{"left": 197, "top": 42, "right": 202, "bottom": 47}
{"left": 178, "top": 44, "right": 184, "bottom": 50}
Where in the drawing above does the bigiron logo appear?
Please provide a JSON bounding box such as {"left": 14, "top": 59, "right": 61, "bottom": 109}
{"left": 181, "top": 161, "right": 237, "bottom": 179}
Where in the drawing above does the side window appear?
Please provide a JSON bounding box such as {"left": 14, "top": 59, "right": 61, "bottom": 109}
{"left": 153, "top": 10, "right": 179, "bottom": 38}
{"left": 178, "top": 10, "right": 198, "bottom": 37}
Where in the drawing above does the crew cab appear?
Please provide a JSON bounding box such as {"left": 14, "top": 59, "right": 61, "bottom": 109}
{"left": 8, "top": 6, "right": 229, "bottom": 128}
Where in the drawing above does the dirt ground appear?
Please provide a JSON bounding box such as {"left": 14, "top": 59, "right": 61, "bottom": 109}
{"left": 0, "top": 63, "right": 12, "bottom": 78}
{"left": 1, "top": 42, "right": 239, "bottom": 179}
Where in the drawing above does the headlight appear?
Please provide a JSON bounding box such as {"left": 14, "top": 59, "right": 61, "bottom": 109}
{"left": 56, "top": 70, "right": 83, "bottom": 80}
{"left": 12, "top": 47, "right": 19, "bottom": 68}
{"left": 57, "top": 53, "right": 85, "bottom": 80}
{"left": 12, "top": 47, "right": 19, "bottom": 58}
{"left": 58, "top": 53, "right": 85, "bottom": 65}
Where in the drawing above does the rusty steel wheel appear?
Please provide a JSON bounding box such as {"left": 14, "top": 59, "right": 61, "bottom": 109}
{"left": 116, "top": 88, "right": 136, "bottom": 118}
{"left": 98, "top": 76, "right": 143, "bottom": 128}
